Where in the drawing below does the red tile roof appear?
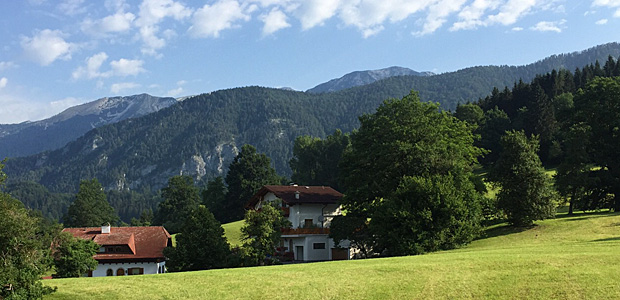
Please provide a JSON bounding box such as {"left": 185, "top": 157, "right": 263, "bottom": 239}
{"left": 247, "top": 185, "right": 343, "bottom": 208}
{"left": 62, "top": 226, "right": 171, "bottom": 263}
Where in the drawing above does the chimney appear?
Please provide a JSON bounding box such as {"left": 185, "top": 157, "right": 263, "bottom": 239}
{"left": 101, "top": 223, "right": 111, "bottom": 234}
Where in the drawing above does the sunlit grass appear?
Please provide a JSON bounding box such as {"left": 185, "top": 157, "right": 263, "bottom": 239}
{"left": 222, "top": 220, "right": 244, "bottom": 247}
{"left": 45, "top": 211, "right": 620, "bottom": 299}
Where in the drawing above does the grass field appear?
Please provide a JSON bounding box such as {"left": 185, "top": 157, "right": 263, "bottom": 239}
{"left": 44, "top": 211, "right": 620, "bottom": 299}
{"left": 222, "top": 220, "right": 244, "bottom": 247}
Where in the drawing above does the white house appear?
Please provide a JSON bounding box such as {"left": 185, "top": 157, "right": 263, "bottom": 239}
{"left": 62, "top": 225, "right": 171, "bottom": 277}
{"left": 246, "top": 185, "right": 351, "bottom": 261}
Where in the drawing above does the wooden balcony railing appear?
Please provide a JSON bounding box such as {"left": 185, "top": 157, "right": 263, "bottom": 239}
{"left": 281, "top": 227, "right": 330, "bottom": 235}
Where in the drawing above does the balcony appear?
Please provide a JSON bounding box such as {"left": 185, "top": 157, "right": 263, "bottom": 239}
{"left": 281, "top": 227, "right": 330, "bottom": 235}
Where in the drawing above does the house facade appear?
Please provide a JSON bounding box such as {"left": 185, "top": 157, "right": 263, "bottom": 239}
{"left": 247, "top": 185, "right": 351, "bottom": 262}
{"left": 62, "top": 225, "right": 172, "bottom": 277}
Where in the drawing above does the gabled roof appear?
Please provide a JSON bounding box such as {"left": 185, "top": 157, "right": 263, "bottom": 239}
{"left": 247, "top": 185, "right": 343, "bottom": 208}
{"left": 62, "top": 226, "right": 171, "bottom": 262}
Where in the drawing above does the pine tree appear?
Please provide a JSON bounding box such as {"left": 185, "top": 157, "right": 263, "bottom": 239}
{"left": 490, "top": 131, "right": 557, "bottom": 226}
{"left": 223, "top": 145, "right": 282, "bottom": 222}
{"left": 64, "top": 179, "right": 118, "bottom": 227}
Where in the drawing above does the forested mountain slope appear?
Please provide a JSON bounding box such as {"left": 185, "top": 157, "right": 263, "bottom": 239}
{"left": 5, "top": 43, "right": 620, "bottom": 195}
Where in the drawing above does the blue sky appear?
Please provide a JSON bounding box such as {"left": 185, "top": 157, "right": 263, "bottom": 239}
{"left": 0, "top": 0, "right": 618, "bottom": 124}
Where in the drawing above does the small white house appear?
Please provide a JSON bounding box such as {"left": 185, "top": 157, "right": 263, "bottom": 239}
{"left": 247, "top": 185, "right": 351, "bottom": 261}
{"left": 62, "top": 225, "right": 171, "bottom": 277}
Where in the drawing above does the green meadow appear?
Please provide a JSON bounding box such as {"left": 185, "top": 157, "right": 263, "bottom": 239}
{"left": 45, "top": 211, "right": 620, "bottom": 299}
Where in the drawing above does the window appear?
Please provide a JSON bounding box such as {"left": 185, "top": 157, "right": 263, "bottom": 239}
{"left": 313, "top": 243, "right": 326, "bottom": 249}
{"left": 107, "top": 247, "right": 114, "bottom": 252}
{"left": 128, "top": 268, "right": 144, "bottom": 275}
{"left": 106, "top": 269, "right": 113, "bottom": 276}
{"left": 304, "top": 219, "right": 313, "bottom": 228}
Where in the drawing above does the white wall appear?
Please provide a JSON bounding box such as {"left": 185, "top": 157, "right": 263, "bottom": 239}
{"left": 90, "top": 261, "right": 165, "bottom": 277}
{"left": 287, "top": 235, "right": 345, "bottom": 261}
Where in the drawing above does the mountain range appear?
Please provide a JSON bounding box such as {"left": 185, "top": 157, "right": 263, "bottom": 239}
{"left": 307, "top": 66, "right": 433, "bottom": 93}
{"left": 0, "top": 94, "right": 178, "bottom": 159}
{"left": 4, "top": 42, "right": 620, "bottom": 195}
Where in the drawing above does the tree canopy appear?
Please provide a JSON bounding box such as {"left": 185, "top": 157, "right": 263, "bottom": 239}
{"left": 223, "top": 145, "right": 282, "bottom": 223}
{"left": 334, "top": 91, "right": 484, "bottom": 256}
{"left": 155, "top": 175, "right": 200, "bottom": 234}
{"left": 490, "top": 131, "right": 557, "bottom": 226}
{"left": 52, "top": 232, "right": 99, "bottom": 278}
{"left": 164, "top": 205, "right": 230, "bottom": 271}
{"left": 64, "top": 179, "right": 118, "bottom": 227}
{"left": 0, "top": 162, "right": 55, "bottom": 299}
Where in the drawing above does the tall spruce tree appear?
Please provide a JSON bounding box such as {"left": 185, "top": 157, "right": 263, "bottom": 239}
{"left": 64, "top": 179, "right": 118, "bottom": 227}
{"left": 155, "top": 175, "right": 200, "bottom": 234}
{"left": 572, "top": 77, "right": 620, "bottom": 211}
{"left": 490, "top": 130, "right": 557, "bottom": 226}
{"left": 163, "top": 206, "right": 230, "bottom": 271}
{"left": 223, "top": 145, "right": 281, "bottom": 222}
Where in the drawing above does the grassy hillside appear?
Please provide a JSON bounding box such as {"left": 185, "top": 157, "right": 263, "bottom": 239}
{"left": 222, "top": 220, "right": 244, "bottom": 247}
{"left": 44, "top": 211, "right": 620, "bottom": 299}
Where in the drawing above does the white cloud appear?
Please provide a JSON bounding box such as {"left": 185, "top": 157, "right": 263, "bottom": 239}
{"left": 592, "top": 0, "right": 620, "bottom": 17}
{"left": 0, "top": 77, "right": 7, "bottom": 90}
{"left": 73, "top": 54, "right": 145, "bottom": 79}
{"left": 81, "top": 11, "right": 136, "bottom": 37}
{"left": 530, "top": 19, "right": 566, "bottom": 32}
{"left": 260, "top": 8, "right": 291, "bottom": 35}
{"left": 0, "top": 61, "right": 17, "bottom": 71}
{"left": 20, "top": 29, "right": 76, "bottom": 66}
{"left": 596, "top": 18, "right": 608, "bottom": 24}
{"left": 110, "top": 58, "right": 145, "bottom": 76}
{"left": 58, "top": 0, "right": 86, "bottom": 16}
{"left": 189, "top": 0, "right": 251, "bottom": 38}
{"left": 295, "top": 0, "right": 340, "bottom": 30}
{"left": 512, "top": 26, "right": 524, "bottom": 31}
{"left": 0, "top": 95, "right": 83, "bottom": 124}
{"left": 136, "top": 0, "right": 192, "bottom": 26}
{"left": 72, "top": 52, "right": 109, "bottom": 79}
{"left": 415, "top": 0, "right": 467, "bottom": 36}
{"left": 105, "top": 0, "right": 129, "bottom": 12}
{"left": 487, "top": 0, "right": 537, "bottom": 26}
{"left": 451, "top": 0, "right": 501, "bottom": 31}
{"left": 50, "top": 97, "right": 83, "bottom": 113}
{"left": 166, "top": 87, "right": 184, "bottom": 97}
{"left": 110, "top": 82, "right": 141, "bottom": 94}
{"left": 136, "top": 0, "right": 192, "bottom": 55}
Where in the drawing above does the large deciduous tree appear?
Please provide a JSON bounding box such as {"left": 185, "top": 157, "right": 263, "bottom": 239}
{"left": 333, "top": 91, "right": 484, "bottom": 256}
{"left": 64, "top": 179, "right": 118, "bottom": 227}
{"left": 224, "top": 145, "right": 281, "bottom": 222}
{"left": 241, "top": 201, "right": 290, "bottom": 265}
{"left": 490, "top": 130, "right": 557, "bottom": 226}
{"left": 164, "top": 206, "right": 230, "bottom": 271}
{"left": 0, "top": 162, "right": 55, "bottom": 299}
{"left": 155, "top": 175, "right": 200, "bottom": 234}
{"left": 52, "top": 232, "right": 99, "bottom": 278}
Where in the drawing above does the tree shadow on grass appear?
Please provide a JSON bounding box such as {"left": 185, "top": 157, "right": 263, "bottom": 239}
{"left": 556, "top": 210, "right": 619, "bottom": 222}
{"left": 477, "top": 223, "right": 536, "bottom": 240}
{"left": 591, "top": 236, "right": 620, "bottom": 242}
